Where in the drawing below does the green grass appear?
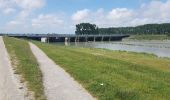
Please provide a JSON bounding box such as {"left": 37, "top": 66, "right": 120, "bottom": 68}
{"left": 3, "top": 37, "right": 45, "bottom": 100}
{"left": 128, "top": 35, "right": 170, "bottom": 40}
{"left": 33, "top": 41, "right": 170, "bottom": 100}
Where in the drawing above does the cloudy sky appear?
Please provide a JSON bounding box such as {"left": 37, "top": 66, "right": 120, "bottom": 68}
{"left": 0, "top": 0, "right": 170, "bottom": 34}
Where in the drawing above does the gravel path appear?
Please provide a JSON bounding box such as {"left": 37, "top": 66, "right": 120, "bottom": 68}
{"left": 0, "top": 36, "right": 27, "bottom": 100}
{"left": 29, "top": 42, "right": 95, "bottom": 100}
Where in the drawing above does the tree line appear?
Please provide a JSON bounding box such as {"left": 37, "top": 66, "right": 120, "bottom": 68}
{"left": 75, "top": 23, "right": 170, "bottom": 35}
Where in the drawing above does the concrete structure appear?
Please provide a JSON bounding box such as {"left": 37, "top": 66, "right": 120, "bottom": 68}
{"left": 41, "top": 37, "right": 47, "bottom": 43}
{"left": 0, "top": 34, "right": 129, "bottom": 43}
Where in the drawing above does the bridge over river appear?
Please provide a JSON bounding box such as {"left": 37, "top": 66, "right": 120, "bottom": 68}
{"left": 0, "top": 34, "right": 129, "bottom": 42}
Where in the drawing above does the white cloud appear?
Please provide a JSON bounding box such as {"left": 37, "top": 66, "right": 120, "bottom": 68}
{"left": 17, "top": 10, "right": 31, "bottom": 19}
{"left": 0, "top": 0, "right": 45, "bottom": 10}
{"left": 32, "top": 14, "right": 63, "bottom": 28}
{"left": 71, "top": 0, "right": 170, "bottom": 28}
{"left": 0, "top": 0, "right": 16, "bottom": 15}
{"left": 0, "top": 0, "right": 45, "bottom": 17}
{"left": 140, "top": 0, "right": 170, "bottom": 22}
{"left": 107, "top": 8, "right": 134, "bottom": 21}
{"left": 72, "top": 9, "right": 90, "bottom": 23}
{"left": 106, "top": 8, "right": 135, "bottom": 26}
{"left": 14, "top": 0, "right": 45, "bottom": 10}
{"left": 0, "top": 0, "right": 13, "bottom": 8}
{"left": 8, "top": 20, "right": 21, "bottom": 25}
{"left": 3, "top": 8, "right": 16, "bottom": 15}
{"left": 15, "top": 0, "right": 45, "bottom": 19}
{"left": 3, "top": 20, "right": 27, "bottom": 33}
{"left": 0, "top": 0, "right": 46, "bottom": 33}
{"left": 71, "top": 8, "right": 135, "bottom": 27}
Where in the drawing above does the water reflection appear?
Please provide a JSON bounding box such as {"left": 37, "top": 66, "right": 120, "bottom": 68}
{"left": 57, "top": 40, "right": 170, "bottom": 58}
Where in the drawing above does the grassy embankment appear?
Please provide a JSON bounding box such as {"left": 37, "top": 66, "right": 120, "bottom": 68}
{"left": 128, "top": 35, "right": 170, "bottom": 40}
{"left": 3, "top": 37, "right": 45, "bottom": 100}
{"left": 34, "top": 41, "right": 170, "bottom": 100}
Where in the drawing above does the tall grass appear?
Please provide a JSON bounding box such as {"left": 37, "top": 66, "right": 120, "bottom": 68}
{"left": 3, "top": 37, "right": 45, "bottom": 100}
{"left": 34, "top": 41, "right": 170, "bottom": 100}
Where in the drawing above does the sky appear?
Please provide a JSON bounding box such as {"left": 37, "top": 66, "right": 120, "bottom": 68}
{"left": 0, "top": 0, "right": 170, "bottom": 34}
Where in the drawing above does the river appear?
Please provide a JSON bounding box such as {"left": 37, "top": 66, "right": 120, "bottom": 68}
{"left": 56, "top": 40, "right": 170, "bottom": 58}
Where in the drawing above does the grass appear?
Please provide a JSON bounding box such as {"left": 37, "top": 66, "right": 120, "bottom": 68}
{"left": 33, "top": 41, "right": 170, "bottom": 100}
{"left": 128, "top": 35, "right": 170, "bottom": 40}
{"left": 3, "top": 37, "right": 45, "bottom": 100}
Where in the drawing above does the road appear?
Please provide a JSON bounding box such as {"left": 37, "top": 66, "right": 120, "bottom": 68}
{"left": 29, "top": 42, "right": 95, "bottom": 100}
{"left": 0, "top": 36, "right": 29, "bottom": 100}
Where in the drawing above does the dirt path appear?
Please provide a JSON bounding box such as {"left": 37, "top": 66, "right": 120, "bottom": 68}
{"left": 29, "top": 42, "right": 95, "bottom": 100}
{"left": 0, "top": 36, "right": 28, "bottom": 100}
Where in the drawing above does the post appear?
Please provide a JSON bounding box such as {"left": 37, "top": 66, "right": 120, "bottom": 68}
{"left": 94, "top": 36, "right": 95, "bottom": 42}
{"left": 65, "top": 41, "right": 68, "bottom": 46}
{"left": 75, "top": 37, "right": 77, "bottom": 42}
{"left": 85, "top": 36, "right": 88, "bottom": 42}
{"left": 102, "top": 36, "right": 104, "bottom": 42}
{"left": 67, "top": 37, "right": 70, "bottom": 42}
{"left": 47, "top": 37, "right": 50, "bottom": 43}
{"left": 109, "top": 36, "right": 111, "bottom": 42}
{"left": 77, "top": 36, "right": 79, "bottom": 42}
{"left": 65, "top": 37, "right": 68, "bottom": 42}
{"left": 47, "top": 34, "right": 49, "bottom": 43}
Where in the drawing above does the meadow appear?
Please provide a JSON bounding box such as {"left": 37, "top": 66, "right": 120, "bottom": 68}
{"left": 34, "top": 41, "right": 170, "bottom": 100}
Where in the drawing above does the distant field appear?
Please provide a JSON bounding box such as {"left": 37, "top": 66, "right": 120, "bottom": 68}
{"left": 34, "top": 41, "right": 170, "bottom": 100}
{"left": 3, "top": 37, "right": 45, "bottom": 100}
{"left": 128, "top": 35, "right": 170, "bottom": 40}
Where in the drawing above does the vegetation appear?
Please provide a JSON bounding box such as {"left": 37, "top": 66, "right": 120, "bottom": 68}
{"left": 127, "top": 35, "right": 170, "bottom": 40}
{"left": 3, "top": 37, "right": 45, "bottom": 100}
{"left": 75, "top": 23, "right": 99, "bottom": 35}
{"left": 167, "top": 33, "right": 170, "bottom": 36}
{"left": 34, "top": 41, "right": 170, "bottom": 100}
{"left": 99, "top": 23, "right": 170, "bottom": 35}
{"left": 75, "top": 23, "right": 170, "bottom": 35}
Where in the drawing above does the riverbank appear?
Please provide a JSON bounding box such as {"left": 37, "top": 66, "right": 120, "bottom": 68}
{"left": 64, "top": 41, "right": 170, "bottom": 58}
{"left": 126, "top": 35, "right": 170, "bottom": 40}
{"left": 34, "top": 41, "right": 170, "bottom": 100}
{"left": 3, "top": 37, "right": 45, "bottom": 100}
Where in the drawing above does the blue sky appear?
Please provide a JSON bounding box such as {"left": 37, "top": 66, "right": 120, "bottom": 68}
{"left": 45, "top": 0, "right": 140, "bottom": 12}
{"left": 0, "top": 0, "right": 170, "bottom": 34}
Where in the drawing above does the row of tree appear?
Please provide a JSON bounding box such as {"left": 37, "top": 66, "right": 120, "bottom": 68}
{"left": 75, "top": 23, "right": 170, "bottom": 35}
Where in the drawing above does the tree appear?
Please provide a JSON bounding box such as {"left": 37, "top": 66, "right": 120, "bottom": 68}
{"left": 75, "top": 23, "right": 99, "bottom": 35}
{"left": 98, "top": 23, "right": 170, "bottom": 35}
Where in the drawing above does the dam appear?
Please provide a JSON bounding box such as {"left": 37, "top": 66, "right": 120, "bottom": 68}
{"left": 0, "top": 34, "right": 129, "bottom": 43}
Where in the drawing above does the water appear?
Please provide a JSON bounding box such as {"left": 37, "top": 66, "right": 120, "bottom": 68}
{"left": 57, "top": 40, "right": 170, "bottom": 58}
